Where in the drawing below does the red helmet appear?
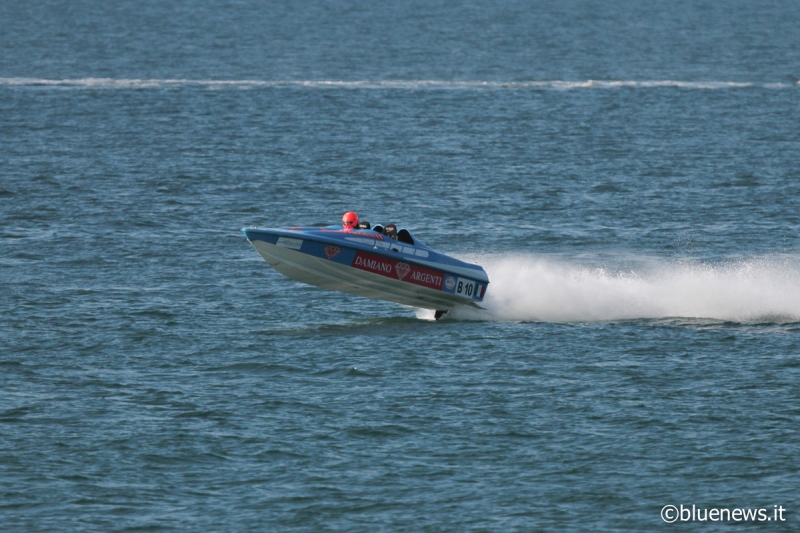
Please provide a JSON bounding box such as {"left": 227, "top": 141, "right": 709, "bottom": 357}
{"left": 342, "top": 212, "right": 359, "bottom": 229}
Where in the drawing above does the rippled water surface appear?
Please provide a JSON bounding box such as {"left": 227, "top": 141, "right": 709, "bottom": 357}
{"left": 2, "top": 1, "right": 800, "bottom": 531}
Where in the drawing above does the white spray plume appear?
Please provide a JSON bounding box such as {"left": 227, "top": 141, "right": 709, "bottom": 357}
{"left": 423, "top": 255, "right": 800, "bottom": 323}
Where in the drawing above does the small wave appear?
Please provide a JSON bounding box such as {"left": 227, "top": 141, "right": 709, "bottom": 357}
{"left": 0, "top": 78, "right": 796, "bottom": 90}
{"left": 444, "top": 255, "right": 800, "bottom": 323}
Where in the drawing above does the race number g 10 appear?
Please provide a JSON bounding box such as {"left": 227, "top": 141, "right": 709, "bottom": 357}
{"left": 454, "top": 278, "right": 477, "bottom": 298}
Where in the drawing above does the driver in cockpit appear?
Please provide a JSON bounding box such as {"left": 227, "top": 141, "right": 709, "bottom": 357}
{"left": 342, "top": 212, "right": 372, "bottom": 231}
{"left": 382, "top": 223, "right": 398, "bottom": 239}
{"left": 342, "top": 213, "right": 405, "bottom": 242}
{"left": 342, "top": 211, "right": 358, "bottom": 231}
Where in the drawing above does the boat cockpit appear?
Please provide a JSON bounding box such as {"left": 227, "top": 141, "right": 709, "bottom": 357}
{"left": 364, "top": 223, "right": 414, "bottom": 245}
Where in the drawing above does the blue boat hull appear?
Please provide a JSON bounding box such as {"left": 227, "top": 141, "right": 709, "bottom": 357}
{"left": 242, "top": 226, "right": 488, "bottom": 311}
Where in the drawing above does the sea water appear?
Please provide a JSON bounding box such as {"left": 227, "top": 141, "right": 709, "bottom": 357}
{"left": 2, "top": 1, "right": 799, "bottom": 531}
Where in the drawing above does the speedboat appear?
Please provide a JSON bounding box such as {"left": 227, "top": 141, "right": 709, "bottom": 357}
{"left": 242, "top": 223, "right": 489, "bottom": 318}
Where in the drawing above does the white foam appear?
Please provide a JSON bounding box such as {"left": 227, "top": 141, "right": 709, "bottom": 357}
{"left": 0, "top": 78, "right": 795, "bottom": 90}
{"left": 441, "top": 255, "right": 800, "bottom": 323}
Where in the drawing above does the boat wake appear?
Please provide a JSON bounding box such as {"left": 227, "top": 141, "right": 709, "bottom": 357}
{"left": 1, "top": 78, "right": 797, "bottom": 90}
{"left": 420, "top": 255, "right": 800, "bottom": 323}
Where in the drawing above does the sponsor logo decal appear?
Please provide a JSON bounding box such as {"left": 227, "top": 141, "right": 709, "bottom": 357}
{"left": 351, "top": 251, "right": 444, "bottom": 290}
{"left": 324, "top": 246, "right": 340, "bottom": 259}
{"left": 317, "top": 228, "right": 385, "bottom": 240}
{"left": 353, "top": 254, "right": 394, "bottom": 274}
{"left": 409, "top": 271, "right": 443, "bottom": 286}
{"left": 395, "top": 262, "right": 410, "bottom": 280}
{"left": 444, "top": 276, "right": 456, "bottom": 290}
